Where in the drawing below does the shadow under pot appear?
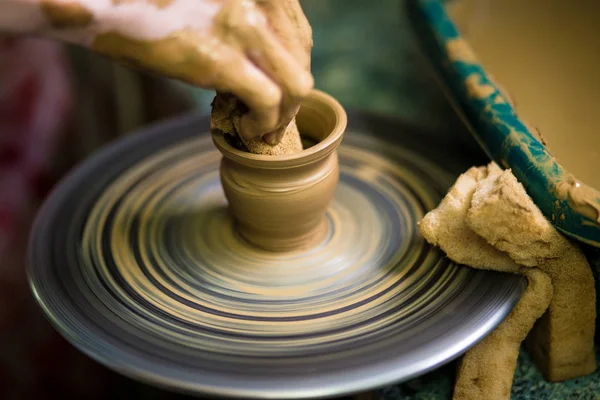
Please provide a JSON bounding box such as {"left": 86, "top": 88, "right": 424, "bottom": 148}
{"left": 211, "top": 90, "right": 348, "bottom": 252}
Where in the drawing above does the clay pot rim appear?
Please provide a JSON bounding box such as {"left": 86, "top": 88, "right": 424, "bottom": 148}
{"left": 212, "top": 89, "right": 347, "bottom": 169}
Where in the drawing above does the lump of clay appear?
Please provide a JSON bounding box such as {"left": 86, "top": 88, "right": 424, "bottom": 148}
{"left": 418, "top": 162, "right": 596, "bottom": 400}
{"left": 210, "top": 92, "right": 303, "bottom": 156}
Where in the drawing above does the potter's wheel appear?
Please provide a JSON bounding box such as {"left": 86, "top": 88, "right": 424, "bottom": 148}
{"left": 28, "top": 112, "right": 525, "bottom": 399}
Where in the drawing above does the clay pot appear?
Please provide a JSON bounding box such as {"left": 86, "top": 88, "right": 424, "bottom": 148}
{"left": 212, "top": 90, "right": 347, "bottom": 252}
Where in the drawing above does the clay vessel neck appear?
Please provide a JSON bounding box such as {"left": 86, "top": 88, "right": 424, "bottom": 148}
{"left": 212, "top": 90, "right": 347, "bottom": 252}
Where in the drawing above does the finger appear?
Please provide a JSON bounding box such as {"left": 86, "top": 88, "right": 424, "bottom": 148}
{"left": 262, "top": 101, "right": 300, "bottom": 145}
{"left": 263, "top": 127, "right": 285, "bottom": 145}
{"left": 278, "top": 100, "right": 301, "bottom": 130}
{"left": 257, "top": 0, "right": 313, "bottom": 69}
{"left": 242, "top": 25, "right": 312, "bottom": 144}
{"left": 245, "top": 23, "right": 313, "bottom": 100}
{"left": 214, "top": 55, "right": 282, "bottom": 140}
{"left": 251, "top": 0, "right": 312, "bottom": 144}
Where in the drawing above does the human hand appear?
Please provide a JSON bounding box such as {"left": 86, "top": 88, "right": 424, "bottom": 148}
{"left": 0, "top": 0, "right": 313, "bottom": 142}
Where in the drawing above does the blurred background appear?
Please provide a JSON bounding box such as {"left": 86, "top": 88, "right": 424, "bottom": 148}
{"left": 0, "top": 0, "right": 465, "bottom": 398}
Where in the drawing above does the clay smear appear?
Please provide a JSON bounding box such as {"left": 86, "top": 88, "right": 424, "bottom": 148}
{"left": 418, "top": 162, "right": 596, "bottom": 400}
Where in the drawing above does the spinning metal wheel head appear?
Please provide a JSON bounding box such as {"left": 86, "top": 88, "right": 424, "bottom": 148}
{"left": 28, "top": 102, "right": 525, "bottom": 398}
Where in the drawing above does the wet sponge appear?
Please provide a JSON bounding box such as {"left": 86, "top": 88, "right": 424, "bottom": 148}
{"left": 418, "top": 162, "right": 596, "bottom": 399}
{"left": 210, "top": 93, "right": 302, "bottom": 156}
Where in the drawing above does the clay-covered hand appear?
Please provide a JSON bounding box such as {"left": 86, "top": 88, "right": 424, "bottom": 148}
{"left": 0, "top": 0, "right": 314, "bottom": 142}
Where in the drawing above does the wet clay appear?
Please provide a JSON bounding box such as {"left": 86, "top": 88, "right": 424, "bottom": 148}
{"left": 447, "top": 0, "right": 600, "bottom": 191}
{"left": 212, "top": 90, "right": 347, "bottom": 252}
{"left": 210, "top": 0, "right": 313, "bottom": 151}
{"left": 210, "top": 93, "right": 303, "bottom": 156}
{"left": 419, "top": 162, "right": 596, "bottom": 399}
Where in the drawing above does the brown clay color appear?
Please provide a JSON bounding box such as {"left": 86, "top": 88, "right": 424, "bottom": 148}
{"left": 212, "top": 90, "right": 347, "bottom": 252}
